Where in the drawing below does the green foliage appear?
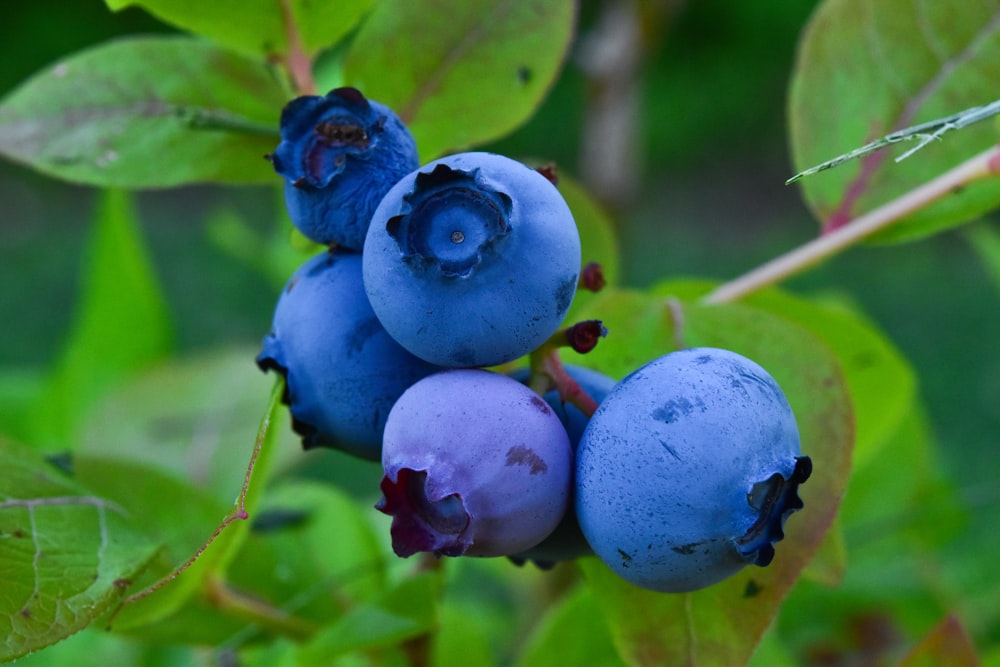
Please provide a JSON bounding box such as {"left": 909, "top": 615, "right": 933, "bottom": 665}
{"left": 343, "top": 0, "right": 577, "bottom": 160}
{"left": 104, "top": 0, "right": 374, "bottom": 59}
{"left": 0, "top": 36, "right": 286, "bottom": 187}
{"left": 1, "top": 0, "right": 998, "bottom": 664}
{"left": 0, "top": 439, "right": 160, "bottom": 662}
{"left": 788, "top": 0, "right": 1000, "bottom": 241}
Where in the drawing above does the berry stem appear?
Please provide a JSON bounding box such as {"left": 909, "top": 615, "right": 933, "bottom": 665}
{"left": 528, "top": 346, "right": 600, "bottom": 418}
{"left": 526, "top": 321, "right": 606, "bottom": 416}
{"left": 280, "top": 0, "right": 317, "bottom": 95}
{"left": 704, "top": 143, "right": 1000, "bottom": 304}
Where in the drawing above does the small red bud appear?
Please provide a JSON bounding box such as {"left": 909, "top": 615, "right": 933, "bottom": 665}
{"left": 580, "top": 262, "right": 606, "bottom": 292}
{"left": 565, "top": 320, "right": 608, "bottom": 354}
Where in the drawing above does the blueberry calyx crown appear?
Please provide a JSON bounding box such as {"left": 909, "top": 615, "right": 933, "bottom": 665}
{"left": 385, "top": 164, "right": 512, "bottom": 278}
{"left": 376, "top": 468, "right": 472, "bottom": 557}
{"left": 269, "top": 87, "right": 385, "bottom": 189}
{"left": 735, "top": 455, "right": 813, "bottom": 566}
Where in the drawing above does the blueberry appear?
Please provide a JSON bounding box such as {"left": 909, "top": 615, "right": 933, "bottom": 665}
{"left": 257, "top": 250, "right": 441, "bottom": 460}
{"left": 376, "top": 369, "right": 573, "bottom": 558}
{"left": 268, "top": 87, "right": 419, "bottom": 250}
{"left": 575, "top": 348, "right": 811, "bottom": 593}
{"left": 507, "top": 365, "right": 617, "bottom": 566}
{"left": 362, "top": 152, "right": 581, "bottom": 368}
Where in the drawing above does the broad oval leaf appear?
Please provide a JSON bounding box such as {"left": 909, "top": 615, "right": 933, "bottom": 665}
{"left": 103, "top": 376, "right": 289, "bottom": 633}
{"left": 105, "top": 0, "right": 374, "bottom": 59}
{"left": 0, "top": 36, "right": 286, "bottom": 187}
{"left": 789, "top": 0, "right": 1000, "bottom": 242}
{"left": 575, "top": 287, "right": 853, "bottom": 666}
{"left": 0, "top": 439, "right": 160, "bottom": 661}
{"left": 343, "top": 0, "right": 577, "bottom": 160}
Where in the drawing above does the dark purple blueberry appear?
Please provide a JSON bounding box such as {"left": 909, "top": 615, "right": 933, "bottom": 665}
{"left": 268, "top": 87, "right": 419, "bottom": 250}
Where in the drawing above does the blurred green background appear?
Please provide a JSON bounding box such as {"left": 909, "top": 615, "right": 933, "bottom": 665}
{"left": 2, "top": 0, "right": 999, "bottom": 661}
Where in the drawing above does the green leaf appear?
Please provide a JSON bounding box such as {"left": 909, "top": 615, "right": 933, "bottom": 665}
{"left": 67, "top": 456, "right": 230, "bottom": 633}
{"left": 104, "top": 0, "right": 373, "bottom": 59}
{"left": 774, "top": 404, "right": 963, "bottom": 654}
{"left": 343, "top": 0, "right": 577, "bottom": 160}
{"left": 430, "top": 601, "right": 496, "bottom": 667}
{"left": 557, "top": 172, "right": 621, "bottom": 323}
{"left": 652, "top": 280, "right": 915, "bottom": 467}
{"left": 298, "top": 571, "right": 442, "bottom": 662}
{"left": 291, "top": 0, "right": 376, "bottom": 57}
{"left": 30, "top": 190, "right": 172, "bottom": 447}
{"left": 0, "top": 36, "right": 285, "bottom": 187}
{"left": 77, "top": 346, "right": 298, "bottom": 502}
{"left": 0, "top": 439, "right": 160, "bottom": 662}
{"left": 106, "top": 377, "right": 287, "bottom": 632}
{"left": 788, "top": 0, "right": 1000, "bottom": 242}
{"left": 575, "top": 287, "right": 854, "bottom": 666}
{"left": 224, "top": 479, "right": 389, "bottom": 626}
{"left": 723, "top": 285, "right": 915, "bottom": 466}
{"left": 515, "top": 585, "right": 626, "bottom": 667}
{"left": 8, "top": 626, "right": 203, "bottom": 667}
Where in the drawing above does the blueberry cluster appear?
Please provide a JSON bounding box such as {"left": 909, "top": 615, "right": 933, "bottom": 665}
{"left": 258, "top": 88, "right": 811, "bottom": 593}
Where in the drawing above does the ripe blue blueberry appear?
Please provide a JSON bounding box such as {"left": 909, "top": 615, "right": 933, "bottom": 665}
{"left": 257, "top": 250, "right": 440, "bottom": 460}
{"left": 507, "top": 364, "right": 617, "bottom": 567}
{"left": 376, "top": 369, "right": 573, "bottom": 558}
{"left": 575, "top": 348, "right": 811, "bottom": 593}
{"left": 268, "top": 87, "right": 419, "bottom": 250}
{"left": 362, "top": 152, "right": 582, "bottom": 368}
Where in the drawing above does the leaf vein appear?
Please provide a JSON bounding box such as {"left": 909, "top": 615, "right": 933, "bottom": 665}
{"left": 399, "top": 0, "right": 519, "bottom": 124}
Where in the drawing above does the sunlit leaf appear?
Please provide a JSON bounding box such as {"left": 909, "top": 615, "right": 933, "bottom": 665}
{"left": 343, "top": 0, "right": 577, "bottom": 160}
{"left": 104, "top": 0, "right": 373, "bottom": 59}
{"left": 788, "top": 0, "right": 1000, "bottom": 242}
{"left": 0, "top": 36, "right": 285, "bottom": 187}
{"left": 575, "top": 287, "right": 853, "bottom": 666}
{"left": 30, "top": 190, "right": 172, "bottom": 447}
{"left": 0, "top": 439, "right": 159, "bottom": 661}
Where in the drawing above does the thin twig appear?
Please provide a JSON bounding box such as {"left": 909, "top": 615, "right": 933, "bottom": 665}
{"left": 706, "top": 144, "right": 1000, "bottom": 304}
